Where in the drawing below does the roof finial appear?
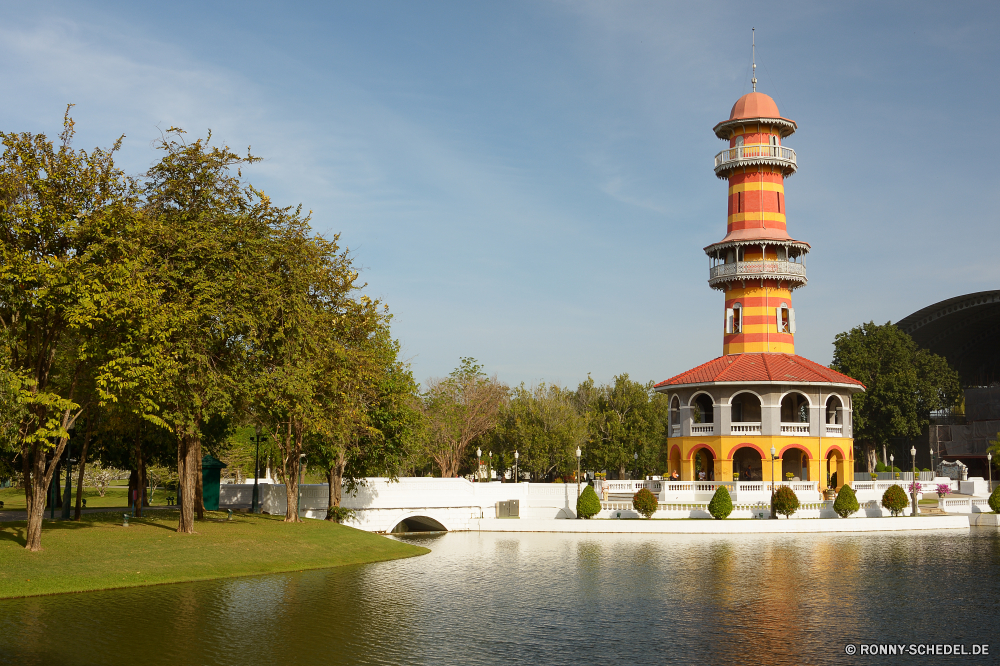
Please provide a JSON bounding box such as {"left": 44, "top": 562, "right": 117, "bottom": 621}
{"left": 752, "top": 28, "right": 757, "bottom": 93}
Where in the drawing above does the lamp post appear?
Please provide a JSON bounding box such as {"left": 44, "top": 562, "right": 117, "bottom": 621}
{"left": 988, "top": 452, "right": 993, "bottom": 493}
{"left": 514, "top": 450, "right": 519, "bottom": 483}
{"left": 634, "top": 451, "right": 639, "bottom": 480}
{"left": 911, "top": 445, "right": 918, "bottom": 518}
{"left": 297, "top": 453, "right": 306, "bottom": 520}
{"left": 770, "top": 446, "right": 777, "bottom": 519}
{"left": 889, "top": 454, "right": 894, "bottom": 476}
{"left": 61, "top": 456, "right": 77, "bottom": 520}
{"left": 476, "top": 447, "right": 482, "bottom": 483}
{"left": 488, "top": 450, "right": 493, "bottom": 482}
{"left": 251, "top": 429, "right": 267, "bottom": 514}
{"left": 930, "top": 445, "right": 935, "bottom": 477}
{"left": 576, "top": 447, "right": 582, "bottom": 510}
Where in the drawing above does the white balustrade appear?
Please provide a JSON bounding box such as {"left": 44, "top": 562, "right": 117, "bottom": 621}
{"left": 780, "top": 423, "right": 810, "bottom": 436}
{"left": 691, "top": 423, "right": 715, "bottom": 435}
{"left": 671, "top": 424, "right": 680, "bottom": 437}
{"left": 731, "top": 422, "right": 762, "bottom": 435}
{"left": 714, "top": 144, "right": 797, "bottom": 172}
{"left": 825, "top": 424, "right": 843, "bottom": 436}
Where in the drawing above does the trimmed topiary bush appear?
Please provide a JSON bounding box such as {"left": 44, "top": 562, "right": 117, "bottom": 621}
{"left": 577, "top": 485, "right": 601, "bottom": 519}
{"left": 875, "top": 462, "right": 887, "bottom": 473}
{"left": 989, "top": 485, "right": 1000, "bottom": 514}
{"left": 632, "top": 488, "right": 658, "bottom": 519}
{"left": 773, "top": 486, "right": 799, "bottom": 518}
{"left": 833, "top": 484, "right": 859, "bottom": 518}
{"left": 881, "top": 484, "right": 909, "bottom": 516}
{"left": 708, "top": 486, "right": 733, "bottom": 519}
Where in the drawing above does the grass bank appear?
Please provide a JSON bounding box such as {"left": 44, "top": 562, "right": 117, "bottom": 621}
{"left": 0, "top": 511, "right": 428, "bottom": 599}
{"left": 0, "top": 486, "right": 175, "bottom": 511}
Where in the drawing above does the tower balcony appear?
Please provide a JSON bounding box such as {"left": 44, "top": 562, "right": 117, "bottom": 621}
{"left": 714, "top": 144, "right": 797, "bottom": 178}
{"left": 708, "top": 259, "right": 807, "bottom": 290}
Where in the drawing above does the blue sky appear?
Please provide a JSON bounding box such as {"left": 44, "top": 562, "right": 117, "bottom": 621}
{"left": 2, "top": 1, "right": 998, "bottom": 388}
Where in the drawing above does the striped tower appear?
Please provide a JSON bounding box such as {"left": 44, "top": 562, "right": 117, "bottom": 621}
{"left": 707, "top": 91, "right": 807, "bottom": 355}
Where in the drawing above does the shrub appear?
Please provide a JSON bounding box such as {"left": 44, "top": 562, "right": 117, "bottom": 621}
{"left": 881, "top": 485, "right": 909, "bottom": 516}
{"left": 577, "top": 485, "right": 601, "bottom": 519}
{"left": 990, "top": 485, "right": 1000, "bottom": 514}
{"left": 892, "top": 466, "right": 902, "bottom": 473}
{"left": 875, "top": 462, "right": 887, "bottom": 473}
{"left": 833, "top": 485, "right": 859, "bottom": 518}
{"left": 326, "top": 506, "right": 356, "bottom": 524}
{"left": 632, "top": 488, "right": 658, "bottom": 519}
{"left": 773, "top": 486, "right": 799, "bottom": 518}
{"left": 708, "top": 486, "right": 733, "bottom": 520}
{"left": 922, "top": 468, "right": 931, "bottom": 472}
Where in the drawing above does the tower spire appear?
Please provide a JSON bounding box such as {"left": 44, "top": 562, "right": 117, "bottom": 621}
{"left": 751, "top": 28, "right": 757, "bottom": 92}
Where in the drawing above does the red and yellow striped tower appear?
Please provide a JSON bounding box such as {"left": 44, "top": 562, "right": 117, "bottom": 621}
{"left": 707, "top": 92, "right": 808, "bottom": 354}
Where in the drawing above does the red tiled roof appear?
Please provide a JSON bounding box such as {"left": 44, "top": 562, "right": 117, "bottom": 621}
{"left": 655, "top": 353, "right": 865, "bottom": 389}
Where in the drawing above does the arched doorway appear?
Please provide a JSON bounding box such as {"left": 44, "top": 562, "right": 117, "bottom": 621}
{"left": 826, "top": 449, "right": 846, "bottom": 490}
{"left": 668, "top": 446, "right": 682, "bottom": 480}
{"left": 693, "top": 446, "right": 716, "bottom": 481}
{"left": 692, "top": 393, "right": 714, "bottom": 425}
{"left": 732, "top": 446, "right": 763, "bottom": 481}
{"left": 730, "top": 392, "right": 762, "bottom": 432}
{"left": 781, "top": 447, "right": 809, "bottom": 481}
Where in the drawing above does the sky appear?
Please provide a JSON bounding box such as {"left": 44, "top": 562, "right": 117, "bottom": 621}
{"left": 2, "top": 1, "right": 998, "bottom": 389}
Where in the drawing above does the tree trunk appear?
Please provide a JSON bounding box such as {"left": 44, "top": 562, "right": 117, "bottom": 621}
{"left": 284, "top": 426, "right": 303, "bottom": 523}
{"left": 865, "top": 444, "right": 877, "bottom": 473}
{"left": 177, "top": 434, "right": 197, "bottom": 534}
{"left": 332, "top": 462, "right": 344, "bottom": 507}
{"left": 23, "top": 434, "right": 70, "bottom": 552}
{"left": 128, "top": 469, "right": 139, "bottom": 515}
{"left": 194, "top": 438, "right": 204, "bottom": 519}
{"left": 74, "top": 415, "right": 92, "bottom": 520}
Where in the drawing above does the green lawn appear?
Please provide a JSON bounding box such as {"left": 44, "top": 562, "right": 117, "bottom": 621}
{"left": 0, "top": 486, "right": 176, "bottom": 511}
{"left": 0, "top": 511, "right": 428, "bottom": 599}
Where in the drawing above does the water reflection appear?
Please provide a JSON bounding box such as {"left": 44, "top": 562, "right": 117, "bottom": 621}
{"left": 1, "top": 529, "right": 999, "bottom": 665}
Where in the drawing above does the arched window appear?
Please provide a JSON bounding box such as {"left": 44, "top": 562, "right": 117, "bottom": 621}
{"left": 776, "top": 302, "right": 795, "bottom": 334}
{"left": 826, "top": 395, "right": 843, "bottom": 424}
{"left": 670, "top": 396, "right": 681, "bottom": 433}
{"left": 781, "top": 392, "right": 810, "bottom": 423}
{"left": 730, "top": 391, "right": 761, "bottom": 423}
{"left": 692, "top": 394, "right": 714, "bottom": 424}
{"left": 726, "top": 302, "right": 742, "bottom": 334}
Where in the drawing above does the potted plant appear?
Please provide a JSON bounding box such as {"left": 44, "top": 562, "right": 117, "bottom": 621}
{"left": 785, "top": 472, "right": 794, "bottom": 481}
{"left": 936, "top": 484, "right": 951, "bottom": 499}
{"left": 870, "top": 472, "right": 877, "bottom": 482}
{"left": 733, "top": 472, "right": 739, "bottom": 482}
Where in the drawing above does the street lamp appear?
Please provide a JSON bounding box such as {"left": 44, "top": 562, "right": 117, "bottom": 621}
{"left": 634, "top": 451, "right": 639, "bottom": 480}
{"left": 770, "top": 446, "right": 777, "bottom": 520}
{"left": 988, "top": 452, "right": 993, "bottom": 493}
{"left": 297, "top": 453, "right": 306, "bottom": 520}
{"left": 889, "top": 454, "right": 894, "bottom": 476}
{"left": 251, "top": 429, "right": 267, "bottom": 514}
{"left": 911, "top": 445, "right": 918, "bottom": 518}
{"left": 476, "top": 447, "right": 482, "bottom": 483}
{"left": 576, "top": 447, "right": 582, "bottom": 512}
{"left": 488, "top": 450, "right": 493, "bottom": 482}
{"left": 930, "top": 445, "right": 935, "bottom": 477}
{"left": 514, "top": 450, "right": 519, "bottom": 483}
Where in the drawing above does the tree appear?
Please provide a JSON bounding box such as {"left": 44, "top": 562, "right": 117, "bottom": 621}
{"left": 833, "top": 485, "right": 859, "bottom": 518}
{"left": 576, "top": 484, "right": 601, "bottom": 519}
{"left": 881, "top": 484, "right": 908, "bottom": 516}
{"left": 577, "top": 374, "right": 667, "bottom": 479}
{"left": 420, "top": 358, "right": 508, "bottom": 477}
{"left": 0, "top": 111, "right": 151, "bottom": 550}
{"left": 773, "top": 486, "right": 799, "bottom": 518}
{"left": 831, "top": 322, "right": 960, "bottom": 473}
{"left": 708, "top": 486, "right": 733, "bottom": 519}
{"left": 490, "top": 383, "right": 585, "bottom": 481}
{"left": 632, "top": 487, "right": 658, "bottom": 519}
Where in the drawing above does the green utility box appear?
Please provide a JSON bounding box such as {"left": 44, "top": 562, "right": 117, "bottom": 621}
{"left": 201, "top": 454, "right": 228, "bottom": 511}
{"left": 495, "top": 500, "right": 520, "bottom": 518}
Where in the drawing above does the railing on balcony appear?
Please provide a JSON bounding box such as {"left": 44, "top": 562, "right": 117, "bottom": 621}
{"left": 714, "top": 144, "right": 797, "bottom": 174}
{"left": 780, "top": 423, "right": 810, "bottom": 436}
{"left": 731, "top": 422, "right": 762, "bottom": 435}
{"left": 709, "top": 259, "right": 807, "bottom": 288}
{"left": 671, "top": 424, "right": 680, "bottom": 437}
{"left": 825, "top": 424, "right": 843, "bottom": 437}
{"left": 691, "top": 424, "right": 715, "bottom": 435}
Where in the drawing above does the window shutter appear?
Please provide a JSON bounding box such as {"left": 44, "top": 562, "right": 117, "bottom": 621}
{"left": 789, "top": 308, "right": 796, "bottom": 334}
{"left": 776, "top": 307, "right": 783, "bottom": 332}
{"left": 726, "top": 309, "right": 734, "bottom": 334}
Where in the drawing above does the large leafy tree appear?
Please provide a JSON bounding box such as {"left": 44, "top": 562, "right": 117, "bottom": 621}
{"left": 140, "top": 130, "right": 279, "bottom": 533}
{"left": 489, "top": 383, "right": 585, "bottom": 481}
{"left": 831, "top": 321, "right": 961, "bottom": 472}
{"left": 577, "top": 374, "right": 667, "bottom": 479}
{"left": 0, "top": 112, "right": 151, "bottom": 550}
{"left": 420, "top": 358, "right": 508, "bottom": 478}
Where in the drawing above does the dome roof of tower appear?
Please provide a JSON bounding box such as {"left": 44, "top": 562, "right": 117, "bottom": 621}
{"left": 713, "top": 92, "right": 797, "bottom": 138}
{"left": 729, "top": 92, "right": 781, "bottom": 120}
{"left": 654, "top": 353, "right": 865, "bottom": 390}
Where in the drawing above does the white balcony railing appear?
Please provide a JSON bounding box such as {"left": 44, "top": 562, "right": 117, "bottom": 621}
{"left": 780, "top": 423, "right": 810, "bottom": 436}
{"left": 709, "top": 260, "right": 807, "bottom": 288}
{"left": 671, "top": 424, "right": 681, "bottom": 437}
{"left": 731, "top": 422, "right": 762, "bottom": 435}
{"left": 714, "top": 144, "right": 797, "bottom": 175}
{"left": 825, "top": 424, "right": 843, "bottom": 437}
{"left": 691, "top": 424, "right": 715, "bottom": 435}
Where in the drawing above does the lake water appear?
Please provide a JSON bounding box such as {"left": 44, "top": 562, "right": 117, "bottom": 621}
{"left": 2, "top": 528, "right": 999, "bottom": 665}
